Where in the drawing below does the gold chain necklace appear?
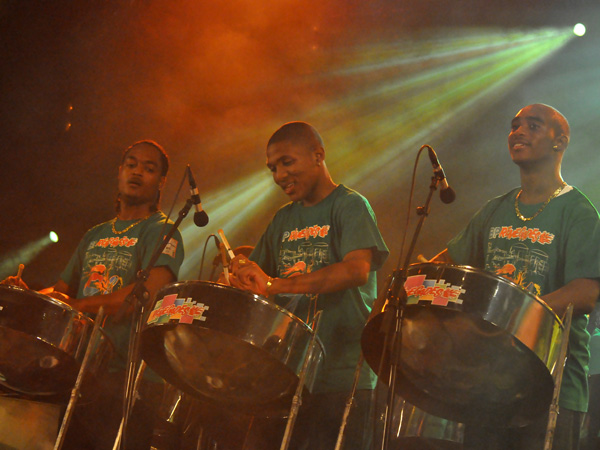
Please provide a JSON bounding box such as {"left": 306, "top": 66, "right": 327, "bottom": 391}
{"left": 111, "top": 213, "right": 154, "bottom": 235}
{"left": 514, "top": 182, "right": 566, "bottom": 222}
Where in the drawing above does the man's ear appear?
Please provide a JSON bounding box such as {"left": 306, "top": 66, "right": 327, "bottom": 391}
{"left": 553, "top": 134, "right": 569, "bottom": 152}
{"left": 314, "top": 146, "right": 325, "bottom": 165}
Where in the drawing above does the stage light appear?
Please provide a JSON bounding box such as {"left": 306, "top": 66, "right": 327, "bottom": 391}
{"left": 176, "top": 27, "right": 575, "bottom": 281}
{"left": 0, "top": 232, "right": 60, "bottom": 279}
{"left": 573, "top": 23, "right": 586, "bottom": 37}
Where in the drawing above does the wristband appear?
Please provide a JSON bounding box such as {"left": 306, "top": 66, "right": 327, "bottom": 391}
{"left": 266, "top": 277, "right": 275, "bottom": 297}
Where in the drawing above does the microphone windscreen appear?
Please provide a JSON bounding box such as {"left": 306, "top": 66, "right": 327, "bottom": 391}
{"left": 440, "top": 187, "right": 456, "bottom": 204}
{"left": 194, "top": 211, "right": 209, "bottom": 227}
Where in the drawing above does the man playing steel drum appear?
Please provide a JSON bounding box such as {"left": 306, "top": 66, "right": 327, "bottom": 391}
{"left": 229, "top": 121, "right": 389, "bottom": 450}
{"left": 433, "top": 104, "right": 600, "bottom": 450}
{"left": 3, "top": 140, "right": 185, "bottom": 449}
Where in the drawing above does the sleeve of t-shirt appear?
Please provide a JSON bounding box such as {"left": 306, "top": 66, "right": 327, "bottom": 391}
{"left": 447, "top": 202, "right": 491, "bottom": 268}
{"left": 139, "top": 223, "right": 185, "bottom": 280}
{"left": 335, "top": 193, "right": 389, "bottom": 271}
{"left": 250, "top": 216, "right": 280, "bottom": 277}
{"left": 563, "top": 200, "right": 600, "bottom": 285}
{"left": 59, "top": 232, "right": 90, "bottom": 297}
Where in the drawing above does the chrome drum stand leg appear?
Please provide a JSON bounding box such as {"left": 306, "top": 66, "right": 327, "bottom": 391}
{"left": 544, "top": 303, "right": 573, "bottom": 450}
{"left": 54, "top": 307, "right": 106, "bottom": 450}
{"left": 279, "top": 311, "right": 323, "bottom": 450}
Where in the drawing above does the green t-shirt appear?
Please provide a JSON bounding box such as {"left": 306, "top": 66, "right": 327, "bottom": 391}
{"left": 590, "top": 329, "right": 600, "bottom": 376}
{"left": 448, "top": 186, "right": 600, "bottom": 412}
{"left": 60, "top": 211, "right": 185, "bottom": 370}
{"left": 251, "top": 184, "right": 389, "bottom": 393}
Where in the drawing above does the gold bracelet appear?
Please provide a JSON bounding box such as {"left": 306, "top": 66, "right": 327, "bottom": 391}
{"left": 266, "top": 277, "right": 275, "bottom": 297}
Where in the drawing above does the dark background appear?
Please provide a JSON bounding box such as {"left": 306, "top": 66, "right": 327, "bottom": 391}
{"left": 1, "top": 0, "right": 599, "bottom": 288}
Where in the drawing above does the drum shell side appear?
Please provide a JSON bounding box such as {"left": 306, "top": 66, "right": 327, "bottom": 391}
{"left": 141, "top": 281, "right": 324, "bottom": 418}
{"left": 0, "top": 285, "right": 114, "bottom": 400}
{"left": 362, "top": 263, "right": 564, "bottom": 428}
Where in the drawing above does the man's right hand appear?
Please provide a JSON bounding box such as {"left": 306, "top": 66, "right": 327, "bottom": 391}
{"left": 0, "top": 276, "right": 29, "bottom": 289}
{"left": 229, "top": 255, "right": 269, "bottom": 297}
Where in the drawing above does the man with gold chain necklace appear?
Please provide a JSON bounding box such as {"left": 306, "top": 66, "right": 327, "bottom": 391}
{"left": 4, "top": 140, "right": 185, "bottom": 449}
{"left": 433, "top": 104, "right": 600, "bottom": 449}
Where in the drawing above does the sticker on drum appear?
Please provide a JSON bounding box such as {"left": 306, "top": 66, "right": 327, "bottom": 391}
{"left": 405, "top": 274, "right": 466, "bottom": 308}
{"left": 147, "top": 293, "right": 209, "bottom": 324}
{"left": 362, "top": 263, "right": 564, "bottom": 428}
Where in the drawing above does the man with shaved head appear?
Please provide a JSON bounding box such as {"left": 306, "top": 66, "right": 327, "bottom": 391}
{"left": 229, "top": 121, "right": 389, "bottom": 449}
{"left": 434, "top": 104, "right": 600, "bottom": 449}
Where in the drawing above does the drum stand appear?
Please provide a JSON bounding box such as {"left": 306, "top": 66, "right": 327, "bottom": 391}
{"left": 376, "top": 172, "right": 445, "bottom": 450}
{"left": 54, "top": 307, "right": 106, "bottom": 450}
{"left": 113, "top": 198, "right": 195, "bottom": 450}
{"left": 544, "top": 303, "right": 574, "bottom": 450}
{"left": 334, "top": 353, "right": 365, "bottom": 450}
{"left": 280, "top": 310, "right": 323, "bottom": 450}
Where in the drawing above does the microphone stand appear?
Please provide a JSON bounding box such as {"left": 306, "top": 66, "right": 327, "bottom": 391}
{"left": 379, "top": 174, "right": 442, "bottom": 450}
{"left": 114, "top": 198, "right": 194, "bottom": 450}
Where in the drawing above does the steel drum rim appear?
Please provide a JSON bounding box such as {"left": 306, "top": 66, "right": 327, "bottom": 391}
{"left": 148, "top": 280, "right": 326, "bottom": 358}
{"left": 159, "top": 280, "right": 322, "bottom": 340}
{"left": 414, "top": 262, "right": 564, "bottom": 328}
{"left": 0, "top": 284, "right": 96, "bottom": 355}
{"left": 0, "top": 284, "right": 86, "bottom": 316}
{"left": 142, "top": 280, "right": 325, "bottom": 417}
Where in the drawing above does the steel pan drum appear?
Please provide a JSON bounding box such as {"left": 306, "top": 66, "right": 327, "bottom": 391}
{"left": 141, "top": 281, "right": 324, "bottom": 417}
{"left": 362, "top": 264, "right": 563, "bottom": 428}
{"left": 0, "top": 285, "right": 114, "bottom": 401}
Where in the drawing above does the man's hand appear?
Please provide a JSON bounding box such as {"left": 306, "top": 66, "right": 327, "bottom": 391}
{"left": 229, "top": 255, "right": 269, "bottom": 297}
{"left": 1, "top": 264, "right": 28, "bottom": 289}
{"left": 0, "top": 276, "right": 29, "bottom": 289}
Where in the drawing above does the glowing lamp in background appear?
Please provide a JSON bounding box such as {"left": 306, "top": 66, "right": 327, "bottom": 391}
{"left": 573, "top": 23, "right": 586, "bottom": 37}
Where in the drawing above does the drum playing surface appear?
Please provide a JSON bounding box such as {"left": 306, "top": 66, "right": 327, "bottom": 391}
{"left": 141, "top": 281, "right": 323, "bottom": 418}
{"left": 362, "top": 263, "right": 563, "bottom": 428}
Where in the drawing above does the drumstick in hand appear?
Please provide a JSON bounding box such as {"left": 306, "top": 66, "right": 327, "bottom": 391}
{"left": 217, "top": 229, "right": 236, "bottom": 260}
{"left": 15, "top": 264, "right": 24, "bottom": 285}
{"left": 218, "top": 229, "right": 234, "bottom": 285}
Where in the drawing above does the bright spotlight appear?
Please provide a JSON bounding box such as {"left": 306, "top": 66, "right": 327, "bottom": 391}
{"left": 0, "top": 233, "right": 59, "bottom": 279}
{"left": 573, "top": 23, "right": 586, "bottom": 37}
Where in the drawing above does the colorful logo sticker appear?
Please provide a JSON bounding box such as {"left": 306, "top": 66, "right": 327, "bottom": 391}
{"left": 404, "top": 274, "right": 466, "bottom": 307}
{"left": 147, "top": 293, "right": 209, "bottom": 324}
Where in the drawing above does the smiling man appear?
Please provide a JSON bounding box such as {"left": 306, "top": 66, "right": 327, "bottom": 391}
{"left": 229, "top": 121, "right": 389, "bottom": 450}
{"left": 434, "top": 104, "right": 600, "bottom": 450}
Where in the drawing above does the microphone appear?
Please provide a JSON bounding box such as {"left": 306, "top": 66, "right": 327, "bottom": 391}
{"left": 186, "top": 165, "right": 209, "bottom": 226}
{"left": 427, "top": 147, "right": 456, "bottom": 204}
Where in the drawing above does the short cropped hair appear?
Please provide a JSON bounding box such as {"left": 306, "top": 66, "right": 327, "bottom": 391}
{"left": 267, "top": 122, "right": 324, "bottom": 152}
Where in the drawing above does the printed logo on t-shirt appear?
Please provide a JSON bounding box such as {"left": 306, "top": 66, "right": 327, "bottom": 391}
{"left": 277, "top": 223, "right": 332, "bottom": 316}
{"left": 489, "top": 225, "right": 555, "bottom": 245}
{"left": 486, "top": 225, "right": 553, "bottom": 296}
{"left": 83, "top": 263, "right": 123, "bottom": 296}
{"left": 90, "top": 236, "right": 139, "bottom": 249}
{"left": 82, "top": 237, "right": 137, "bottom": 296}
{"left": 282, "top": 224, "right": 330, "bottom": 242}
